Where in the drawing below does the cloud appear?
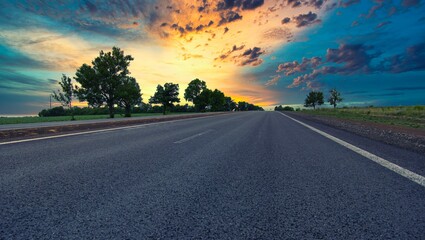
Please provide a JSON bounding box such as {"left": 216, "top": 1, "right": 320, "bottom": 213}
{"left": 283, "top": 0, "right": 328, "bottom": 9}
{"left": 339, "top": 0, "right": 360, "bottom": 7}
{"left": 0, "top": 69, "right": 56, "bottom": 93}
{"left": 216, "top": 45, "right": 245, "bottom": 60}
{"left": 293, "top": 12, "right": 321, "bottom": 27}
{"left": 402, "top": 0, "right": 420, "bottom": 7}
{"left": 283, "top": 40, "right": 425, "bottom": 89}
{"left": 281, "top": 17, "right": 291, "bottom": 24}
{"left": 238, "top": 47, "right": 265, "bottom": 66}
{"left": 216, "top": 0, "right": 265, "bottom": 11}
{"left": 378, "top": 41, "right": 425, "bottom": 73}
{"left": 277, "top": 57, "right": 322, "bottom": 75}
{"left": 284, "top": 0, "right": 302, "bottom": 8}
{"left": 326, "top": 44, "right": 378, "bottom": 73}
{"left": 375, "top": 21, "right": 391, "bottom": 29}
{"left": 284, "top": 44, "right": 380, "bottom": 88}
{"left": 218, "top": 11, "right": 243, "bottom": 26}
{"left": 265, "top": 75, "right": 281, "bottom": 86}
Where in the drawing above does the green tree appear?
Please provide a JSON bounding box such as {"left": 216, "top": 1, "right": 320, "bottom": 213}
{"left": 117, "top": 77, "right": 142, "bottom": 117}
{"left": 197, "top": 88, "right": 213, "bottom": 111}
{"left": 149, "top": 83, "right": 180, "bottom": 115}
{"left": 184, "top": 78, "right": 207, "bottom": 111}
{"left": 224, "top": 96, "right": 237, "bottom": 111}
{"left": 52, "top": 74, "right": 75, "bottom": 120}
{"left": 328, "top": 88, "right": 343, "bottom": 109}
{"left": 74, "top": 46, "right": 134, "bottom": 118}
{"left": 304, "top": 91, "right": 324, "bottom": 109}
{"left": 210, "top": 89, "right": 226, "bottom": 111}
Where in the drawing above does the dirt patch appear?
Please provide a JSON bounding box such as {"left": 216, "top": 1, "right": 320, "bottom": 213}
{"left": 285, "top": 112, "right": 425, "bottom": 154}
{"left": 0, "top": 113, "right": 228, "bottom": 143}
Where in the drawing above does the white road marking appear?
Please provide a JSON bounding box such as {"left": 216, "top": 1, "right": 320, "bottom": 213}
{"left": 278, "top": 112, "right": 425, "bottom": 187}
{"left": 0, "top": 115, "right": 224, "bottom": 146}
{"left": 174, "top": 129, "right": 214, "bottom": 144}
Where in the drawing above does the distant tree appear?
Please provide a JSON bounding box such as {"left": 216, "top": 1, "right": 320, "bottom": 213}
{"left": 74, "top": 46, "right": 134, "bottom": 118}
{"left": 328, "top": 88, "right": 343, "bottom": 109}
{"left": 52, "top": 74, "right": 75, "bottom": 120}
{"left": 149, "top": 83, "right": 180, "bottom": 115}
{"left": 282, "top": 106, "right": 294, "bottom": 111}
{"left": 184, "top": 78, "right": 207, "bottom": 111}
{"left": 224, "top": 96, "right": 237, "bottom": 111}
{"left": 304, "top": 91, "right": 324, "bottom": 109}
{"left": 238, "top": 101, "right": 248, "bottom": 111}
{"left": 197, "top": 88, "right": 213, "bottom": 111}
{"left": 210, "top": 89, "right": 226, "bottom": 111}
{"left": 117, "top": 77, "right": 142, "bottom": 117}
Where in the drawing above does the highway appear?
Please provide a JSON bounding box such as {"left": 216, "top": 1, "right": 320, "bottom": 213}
{"left": 1, "top": 111, "right": 424, "bottom": 239}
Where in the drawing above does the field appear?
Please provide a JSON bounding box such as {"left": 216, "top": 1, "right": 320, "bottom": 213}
{"left": 0, "top": 113, "right": 176, "bottom": 125}
{"left": 301, "top": 106, "right": 425, "bottom": 129}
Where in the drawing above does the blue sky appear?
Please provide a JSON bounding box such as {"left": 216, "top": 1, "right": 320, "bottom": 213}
{"left": 0, "top": 0, "right": 424, "bottom": 114}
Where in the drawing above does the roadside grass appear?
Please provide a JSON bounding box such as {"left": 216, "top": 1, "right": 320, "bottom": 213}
{"left": 0, "top": 112, "right": 190, "bottom": 125}
{"left": 300, "top": 105, "right": 425, "bottom": 129}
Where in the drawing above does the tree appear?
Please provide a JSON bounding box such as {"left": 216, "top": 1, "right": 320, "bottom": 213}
{"left": 210, "top": 89, "right": 226, "bottom": 111}
{"left": 74, "top": 46, "right": 134, "bottom": 118}
{"left": 224, "top": 96, "right": 237, "bottom": 111}
{"left": 149, "top": 83, "right": 180, "bottom": 115}
{"left": 117, "top": 77, "right": 142, "bottom": 117}
{"left": 328, "top": 88, "right": 343, "bottom": 109}
{"left": 196, "top": 88, "right": 213, "bottom": 111}
{"left": 304, "top": 91, "right": 324, "bottom": 109}
{"left": 52, "top": 74, "right": 75, "bottom": 120}
{"left": 184, "top": 78, "right": 207, "bottom": 111}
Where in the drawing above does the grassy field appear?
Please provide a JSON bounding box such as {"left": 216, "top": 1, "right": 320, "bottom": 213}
{"left": 300, "top": 106, "right": 425, "bottom": 129}
{"left": 0, "top": 112, "right": 185, "bottom": 125}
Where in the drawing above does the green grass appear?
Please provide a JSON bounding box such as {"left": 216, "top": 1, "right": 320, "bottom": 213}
{"left": 0, "top": 112, "right": 189, "bottom": 125}
{"left": 301, "top": 105, "right": 425, "bottom": 129}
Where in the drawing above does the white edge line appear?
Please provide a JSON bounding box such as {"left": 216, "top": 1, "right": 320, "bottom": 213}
{"left": 278, "top": 112, "right": 425, "bottom": 187}
{"left": 0, "top": 114, "right": 224, "bottom": 146}
{"left": 174, "top": 129, "right": 214, "bottom": 144}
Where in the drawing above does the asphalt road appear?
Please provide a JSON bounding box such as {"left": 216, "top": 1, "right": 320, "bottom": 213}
{"left": 1, "top": 111, "right": 424, "bottom": 239}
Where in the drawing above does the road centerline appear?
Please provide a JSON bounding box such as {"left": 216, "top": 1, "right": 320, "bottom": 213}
{"left": 278, "top": 112, "right": 425, "bottom": 187}
{"left": 174, "top": 129, "right": 214, "bottom": 144}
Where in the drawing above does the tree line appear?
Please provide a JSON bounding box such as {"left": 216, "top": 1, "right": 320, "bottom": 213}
{"left": 274, "top": 89, "right": 343, "bottom": 111}
{"left": 47, "top": 47, "right": 263, "bottom": 119}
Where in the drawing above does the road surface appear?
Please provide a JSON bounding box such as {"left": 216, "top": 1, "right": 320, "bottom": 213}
{"left": 1, "top": 111, "right": 424, "bottom": 239}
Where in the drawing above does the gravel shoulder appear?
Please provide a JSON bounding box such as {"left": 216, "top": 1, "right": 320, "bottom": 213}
{"left": 0, "top": 112, "right": 229, "bottom": 142}
{"left": 285, "top": 111, "right": 425, "bottom": 154}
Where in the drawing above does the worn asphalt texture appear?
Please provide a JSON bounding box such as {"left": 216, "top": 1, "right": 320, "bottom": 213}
{"left": 1, "top": 112, "right": 424, "bottom": 239}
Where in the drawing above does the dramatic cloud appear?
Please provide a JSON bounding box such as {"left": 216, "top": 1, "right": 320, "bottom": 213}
{"left": 216, "top": 45, "right": 245, "bottom": 60}
{"left": 379, "top": 41, "right": 425, "bottom": 73}
{"left": 293, "top": 12, "right": 321, "bottom": 27}
{"left": 339, "top": 0, "right": 360, "bottom": 7}
{"left": 375, "top": 21, "right": 391, "bottom": 29}
{"left": 281, "top": 17, "right": 291, "bottom": 24}
{"left": 277, "top": 57, "right": 322, "bottom": 75}
{"left": 238, "top": 47, "right": 265, "bottom": 66}
{"left": 326, "top": 44, "right": 378, "bottom": 73}
{"left": 218, "top": 11, "right": 243, "bottom": 26}
{"left": 284, "top": 44, "right": 380, "bottom": 88}
{"left": 265, "top": 75, "right": 281, "bottom": 86}
{"left": 402, "top": 0, "right": 420, "bottom": 7}
{"left": 216, "top": 0, "right": 265, "bottom": 11}
{"left": 283, "top": 0, "right": 328, "bottom": 9}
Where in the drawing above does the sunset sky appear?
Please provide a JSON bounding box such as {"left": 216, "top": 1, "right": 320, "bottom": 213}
{"left": 1, "top": 0, "right": 424, "bottom": 114}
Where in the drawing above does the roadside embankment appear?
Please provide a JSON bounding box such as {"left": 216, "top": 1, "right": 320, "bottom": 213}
{"left": 0, "top": 112, "right": 229, "bottom": 143}
{"left": 284, "top": 111, "right": 425, "bottom": 154}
